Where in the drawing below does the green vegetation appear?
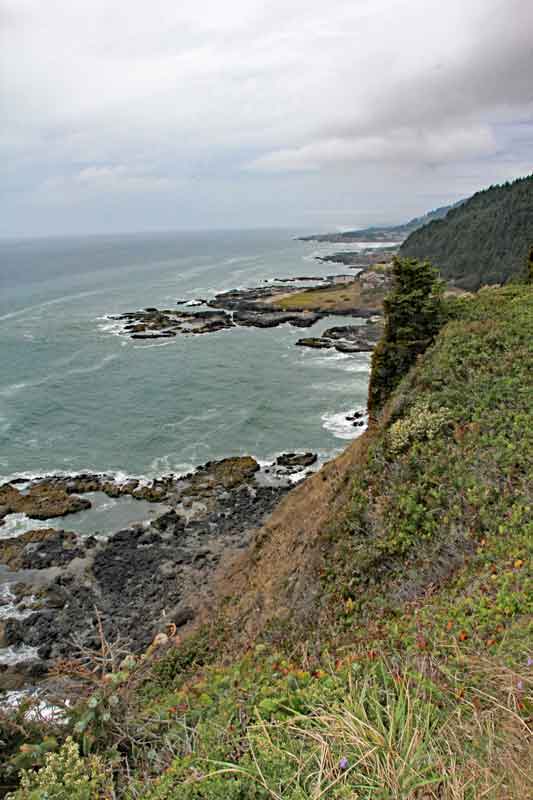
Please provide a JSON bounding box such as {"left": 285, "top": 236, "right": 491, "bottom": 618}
{"left": 400, "top": 174, "right": 533, "bottom": 289}
{"left": 367, "top": 257, "right": 443, "bottom": 417}
{"left": 3, "top": 281, "right": 532, "bottom": 799}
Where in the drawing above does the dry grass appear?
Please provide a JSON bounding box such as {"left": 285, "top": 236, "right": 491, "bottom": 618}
{"left": 192, "top": 430, "right": 373, "bottom": 644}
{"left": 210, "top": 658, "right": 533, "bottom": 800}
{"left": 272, "top": 281, "right": 385, "bottom": 312}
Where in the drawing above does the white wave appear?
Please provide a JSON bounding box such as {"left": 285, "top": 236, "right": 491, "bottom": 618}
{"left": 322, "top": 410, "right": 368, "bottom": 441}
{"left": 339, "top": 358, "right": 371, "bottom": 373}
{"left": 0, "top": 645, "right": 39, "bottom": 665}
{"left": 0, "top": 289, "right": 109, "bottom": 325}
{"left": 0, "top": 354, "right": 118, "bottom": 398}
{"left": 0, "top": 512, "right": 54, "bottom": 540}
{"left": 1, "top": 689, "right": 68, "bottom": 721}
{"left": 97, "top": 318, "right": 126, "bottom": 336}
{"left": 132, "top": 340, "right": 176, "bottom": 349}
{"left": 149, "top": 455, "right": 196, "bottom": 476}
{"left": 0, "top": 587, "right": 36, "bottom": 620}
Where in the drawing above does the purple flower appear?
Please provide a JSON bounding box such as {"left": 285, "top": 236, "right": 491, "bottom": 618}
{"left": 517, "top": 680, "right": 524, "bottom": 691}
{"left": 527, "top": 656, "right": 533, "bottom": 668}
{"left": 339, "top": 757, "right": 349, "bottom": 771}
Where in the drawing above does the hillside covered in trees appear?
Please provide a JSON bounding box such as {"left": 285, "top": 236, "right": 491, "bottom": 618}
{"left": 300, "top": 203, "right": 455, "bottom": 243}
{"left": 400, "top": 174, "right": 533, "bottom": 289}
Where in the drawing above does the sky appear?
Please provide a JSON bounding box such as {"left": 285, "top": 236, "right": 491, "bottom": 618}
{"left": 1, "top": 0, "right": 532, "bottom": 237}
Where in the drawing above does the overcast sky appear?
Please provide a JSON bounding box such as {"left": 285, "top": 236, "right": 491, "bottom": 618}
{"left": 1, "top": 0, "right": 532, "bottom": 237}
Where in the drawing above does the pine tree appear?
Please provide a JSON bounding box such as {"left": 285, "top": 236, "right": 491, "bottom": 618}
{"left": 527, "top": 244, "right": 533, "bottom": 284}
{"left": 368, "top": 257, "right": 443, "bottom": 418}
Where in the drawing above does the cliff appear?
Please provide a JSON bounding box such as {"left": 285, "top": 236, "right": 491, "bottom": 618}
{"left": 4, "top": 276, "right": 532, "bottom": 799}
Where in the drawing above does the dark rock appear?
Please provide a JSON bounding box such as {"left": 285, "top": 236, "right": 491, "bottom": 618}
{"left": 152, "top": 509, "right": 184, "bottom": 533}
{"left": 296, "top": 337, "right": 333, "bottom": 349}
{"left": 171, "top": 605, "right": 195, "bottom": 628}
{"left": 276, "top": 452, "right": 317, "bottom": 470}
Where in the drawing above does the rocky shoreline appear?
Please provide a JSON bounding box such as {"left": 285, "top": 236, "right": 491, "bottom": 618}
{"left": 106, "top": 267, "right": 393, "bottom": 342}
{"left": 1, "top": 261, "right": 383, "bottom": 694}
{"left": 296, "top": 321, "right": 383, "bottom": 353}
{"left": 0, "top": 452, "right": 330, "bottom": 691}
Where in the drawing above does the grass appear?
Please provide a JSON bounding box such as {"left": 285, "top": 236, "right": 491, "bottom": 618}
{"left": 273, "top": 281, "right": 386, "bottom": 312}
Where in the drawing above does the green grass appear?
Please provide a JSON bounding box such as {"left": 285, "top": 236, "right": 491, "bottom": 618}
{"left": 324, "top": 285, "right": 532, "bottom": 662}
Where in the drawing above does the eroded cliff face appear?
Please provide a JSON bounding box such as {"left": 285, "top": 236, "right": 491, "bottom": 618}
{"left": 190, "top": 432, "right": 371, "bottom": 643}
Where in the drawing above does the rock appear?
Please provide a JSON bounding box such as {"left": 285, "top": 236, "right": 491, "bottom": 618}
{"left": 1, "top": 457, "right": 291, "bottom": 689}
{"left": 159, "top": 560, "right": 177, "bottom": 578}
{"left": 346, "top": 411, "right": 365, "bottom": 421}
{"left": 276, "top": 453, "right": 317, "bottom": 470}
{"left": 0, "top": 618, "right": 23, "bottom": 647}
{"left": 152, "top": 509, "right": 184, "bottom": 533}
{"left": 131, "top": 330, "right": 176, "bottom": 339}
{"left": 0, "top": 528, "right": 81, "bottom": 571}
{"left": 0, "top": 481, "right": 91, "bottom": 521}
{"left": 0, "top": 661, "right": 47, "bottom": 692}
{"left": 295, "top": 337, "right": 333, "bottom": 349}
{"left": 170, "top": 605, "right": 194, "bottom": 628}
{"left": 233, "top": 310, "right": 321, "bottom": 329}
{"left": 108, "top": 308, "right": 235, "bottom": 340}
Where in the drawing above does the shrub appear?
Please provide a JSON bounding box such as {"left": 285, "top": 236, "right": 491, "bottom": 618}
{"left": 7, "top": 737, "right": 113, "bottom": 800}
{"left": 387, "top": 400, "right": 450, "bottom": 455}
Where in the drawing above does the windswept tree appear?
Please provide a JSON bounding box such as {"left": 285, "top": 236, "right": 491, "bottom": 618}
{"left": 368, "top": 257, "right": 443, "bottom": 418}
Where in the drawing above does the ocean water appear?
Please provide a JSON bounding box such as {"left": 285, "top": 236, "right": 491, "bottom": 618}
{"left": 0, "top": 229, "right": 375, "bottom": 484}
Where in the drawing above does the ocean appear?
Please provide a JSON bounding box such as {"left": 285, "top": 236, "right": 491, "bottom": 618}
{"left": 0, "top": 229, "right": 373, "bottom": 491}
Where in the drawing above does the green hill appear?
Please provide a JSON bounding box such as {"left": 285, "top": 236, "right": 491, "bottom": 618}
{"left": 400, "top": 174, "right": 533, "bottom": 289}
{"left": 299, "top": 203, "right": 455, "bottom": 243}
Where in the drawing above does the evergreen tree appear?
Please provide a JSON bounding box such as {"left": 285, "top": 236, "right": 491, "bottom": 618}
{"left": 368, "top": 257, "right": 443, "bottom": 418}
{"left": 527, "top": 244, "right": 533, "bottom": 284}
{"left": 400, "top": 174, "right": 533, "bottom": 289}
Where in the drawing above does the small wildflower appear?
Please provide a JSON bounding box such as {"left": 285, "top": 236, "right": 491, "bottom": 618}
{"left": 339, "top": 757, "right": 349, "bottom": 771}
{"left": 527, "top": 656, "right": 533, "bottom": 667}
{"left": 517, "top": 680, "right": 524, "bottom": 691}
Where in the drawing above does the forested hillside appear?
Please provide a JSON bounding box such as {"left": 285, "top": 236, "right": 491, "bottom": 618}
{"left": 401, "top": 174, "right": 533, "bottom": 289}
{"left": 300, "top": 203, "right": 455, "bottom": 243}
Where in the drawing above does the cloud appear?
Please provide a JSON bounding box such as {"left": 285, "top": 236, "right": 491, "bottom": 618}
{"left": 1, "top": 0, "right": 532, "bottom": 234}
{"left": 247, "top": 126, "right": 497, "bottom": 173}
{"left": 29, "top": 165, "right": 173, "bottom": 208}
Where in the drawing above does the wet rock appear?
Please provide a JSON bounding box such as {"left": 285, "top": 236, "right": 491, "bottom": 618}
{"left": 233, "top": 310, "right": 321, "bottom": 328}
{"left": 1, "top": 456, "right": 292, "bottom": 687}
{"left": 0, "top": 660, "right": 47, "bottom": 692}
{"left": 295, "top": 337, "right": 332, "bottom": 349}
{"left": 1, "top": 618, "right": 23, "bottom": 647}
{"left": 0, "top": 529, "right": 81, "bottom": 571}
{"left": 276, "top": 453, "right": 318, "bottom": 470}
{"left": 108, "top": 308, "right": 235, "bottom": 340}
{"left": 0, "top": 482, "right": 91, "bottom": 522}
{"left": 346, "top": 411, "right": 365, "bottom": 421}
{"left": 152, "top": 509, "right": 184, "bottom": 533}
